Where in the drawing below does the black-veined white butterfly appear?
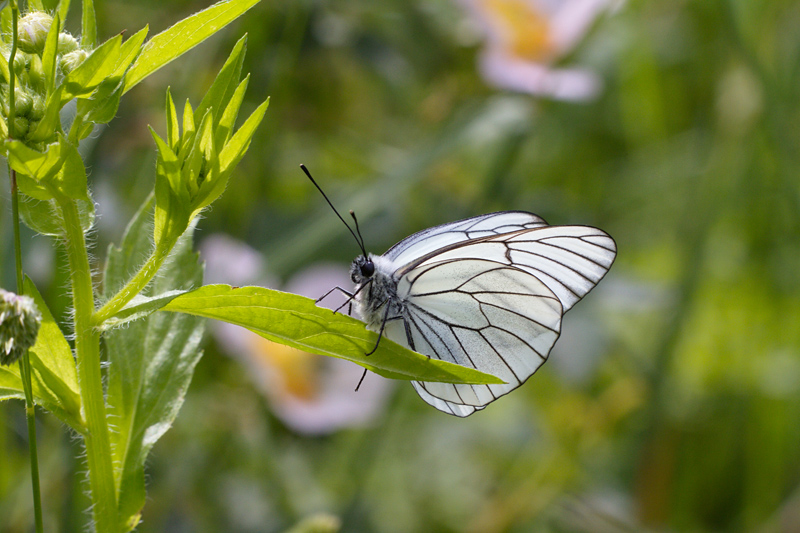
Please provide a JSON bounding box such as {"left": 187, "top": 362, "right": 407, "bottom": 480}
{"left": 302, "top": 166, "right": 617, "bottom": 417}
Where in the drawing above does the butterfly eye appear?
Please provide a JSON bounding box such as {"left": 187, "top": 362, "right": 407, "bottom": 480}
{"left": 360, "top": 261, "right": 375, "bottom": 278}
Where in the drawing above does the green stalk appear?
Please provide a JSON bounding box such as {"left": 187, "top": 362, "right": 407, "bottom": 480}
{"left": 11, "top": 171, "right": 44, "bottom": 533}
{"left": 8, "top": 2, "right": 44, "bottom": 531}
{"left": 7, "top": 3, "right": 17, "bottom": 141}
{"left": 92, "top": 235, "right": 178, "bottom": 326}
{"left": 58, "top": 195, "right": 119, "bottom": 532}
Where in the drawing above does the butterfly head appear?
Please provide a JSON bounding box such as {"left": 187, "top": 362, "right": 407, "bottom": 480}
{"left": 350, "top": 255, "right": 375, "bottom": 284}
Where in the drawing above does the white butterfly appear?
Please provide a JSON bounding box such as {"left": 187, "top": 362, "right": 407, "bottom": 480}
{"left": 302, "top": 167, "right": 616, "bottom": 417}
{"left": 348, "top": 211, "right": 616, "bottom": 416}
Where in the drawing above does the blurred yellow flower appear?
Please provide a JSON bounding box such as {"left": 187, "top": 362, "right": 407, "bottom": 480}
{"left": 482, "top": 0, "right": 555, "bottom": 61}
{"left": 459, "top": 0, "right": 622, "bottom": 100}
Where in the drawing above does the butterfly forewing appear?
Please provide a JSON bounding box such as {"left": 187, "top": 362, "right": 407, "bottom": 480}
{"left": 407, "top": 225, "right": 616, "bottom": 313}
{"left": 384, "top": 211, "right": 548, "bottom": 267}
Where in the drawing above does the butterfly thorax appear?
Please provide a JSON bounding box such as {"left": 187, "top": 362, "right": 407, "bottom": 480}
{"left": 350, "top": 253, "right": 403, "bottom": 331}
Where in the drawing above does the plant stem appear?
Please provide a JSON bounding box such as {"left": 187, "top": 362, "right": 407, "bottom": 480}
{"left": 7, "top": 2, "right": 17, "bottom": 141}
{"left": 8, "top": 2, "right": 44, "bottom": 531}
{"left": 58, "top": 195, "right": 119, "bottom": 532}
{"left": 92, "top": 237, "right": 177, "bottom": 326}
{"left": 11, "top": 170, "right": 44, "bottom": 533}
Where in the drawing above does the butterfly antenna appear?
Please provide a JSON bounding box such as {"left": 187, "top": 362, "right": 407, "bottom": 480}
{"left": 349, "top": 210, "right": 368, "bottom": 256}
{"left": 300, "top": 164, "right": 367, "bottom": 257}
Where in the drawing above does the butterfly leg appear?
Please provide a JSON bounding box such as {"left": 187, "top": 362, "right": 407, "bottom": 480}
{"left": 317, "top": 286, "right": 359, "bottom": 315}
{"left": 403, "top": 318, "right": 427, "bottom": 358}
{"left": 333, "top": 298, "right": 352, "bottom": 315}
{"left": 316, "top": 286, "right": 354, "bottom": 305}
{"left": 357, "top": 306, "right": 393, "bottom": 390}
{"left": 366, "top": 306, "right": 406, "bottom": 357}
{"left": 354, "top": 368, "right": 368, "bottom": 392}
{"left": 365, "top": 304, "right": 393, "bottom": 356}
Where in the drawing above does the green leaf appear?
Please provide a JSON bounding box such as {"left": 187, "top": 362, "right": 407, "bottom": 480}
{"left": 7, "top": 142, "right": 65, "bottom": 200}
{"left": 104, "top": 197, "right": 205, "bottom": 529}
{"left": 124, "top": 0, "right": 261, "bottom": 93}
{"left": 215, "top": 75, "right": 249, "bottom": 149}
{"left": 73, "top": 28, "right": 149, "bottom": 129}
{"left": 179, "top": 98, "right": 195, "bottom": 160}
{"left": 183, "top": 109, "right": 212, "bottom": 199}
{"left": 28, "top": 35, "right": 125, "bottom": 143}
{"left": 218, "top": 98, "right": 268, "bottom": 177}
{"left": 57, "top": 0, "right": 71, "bottom": 30}
{"left": 28, "top": 85, "right": 64, "bottom": 143}
{"left": 165, "top": 89, "right": 180, "bottom": 151}
{"left": 41, "top": 13, "right": 60, "bottom": 94}
{"left": 17, "top": 193, "right": 94, "bottom": 236}
{"left": 82, "top": 0, "right": 97, "bottom": 49}
{"left": 115, "top": 27, "right": 149, "bottom": 78}
{"left": 102, "top": 193, "right": 156, "bottom": 297}
{"left": 194, "top": 34, "right": 247, "bottom": 128}
{"left": 98, "top": 290, "right": 192, "bottom": 331}
{"left": 163, "top": 285, "right": 504, "bottom": 385}
{"left": 17, "top": 196, "right": 62, "bottom": 235}
{"left": 0, "top": 7, "right": 11, "bottom": 39}
{"left": 150, "top": 128, "right": 189, "bottom": 246}
{"left": 7, "top": 134, "right": 90, "bottom": 203}
{"left": 0, "top": 46, "right": 9, "bottom": 84}
{"left": 0, "top": 278, "right": 84, "bottom": 433}
{"left": 62, "top": 34, "right": 122, "bottom": 99}
{"left": 74, "top": 79, "right": 124, "bottom": 131}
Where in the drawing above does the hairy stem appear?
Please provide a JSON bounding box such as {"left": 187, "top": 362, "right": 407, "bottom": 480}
{"left": 58, "top": 195, "right": 119, "bottom": 532}
{"left": 92, "top": 235, "right": 178, "bottom": 326}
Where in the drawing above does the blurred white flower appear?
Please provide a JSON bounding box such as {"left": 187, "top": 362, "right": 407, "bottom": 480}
{"left": 458, "top": 0, "right": 621, "bottom": 100}
{"left": 201, "top": 235, "right": 393, "bottom": 435}
{"left": 201, "top": 233, "right": 272, "bottom": 288}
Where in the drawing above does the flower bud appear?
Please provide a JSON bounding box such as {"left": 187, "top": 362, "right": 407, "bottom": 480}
{"left": 59, "top": 49, "right": 89, "bottom": 75}
{"left": 17, "top": 11, "right": 53, "bottom": 55}
{"left": 12, "top": 53, "right": 27, "bottom": 77}
{"left": 29, "top": 94, "right": 45, "bottom": 120}
{"left": 27, "top": 54, "right": 45, "bottom": 91}
{"left": 0, "top": 289, "right": 41, "bottom": 366}
{"left": 14, "top": 88, "right": 33, "bottom": 117}
{"left": 12, "top": 116, "right": 30, "bottom": 138}
{"left": 58, "top": 32, "right": 79, "bottom": 55}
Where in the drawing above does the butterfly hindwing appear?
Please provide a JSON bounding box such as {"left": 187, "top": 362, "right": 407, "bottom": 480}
{"left": 381, "top": 258, "right": 563, "bottom": 417}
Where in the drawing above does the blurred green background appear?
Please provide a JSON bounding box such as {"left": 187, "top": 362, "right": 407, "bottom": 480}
{"left": 3, "top": 0, "right": 800, "bottom": 531}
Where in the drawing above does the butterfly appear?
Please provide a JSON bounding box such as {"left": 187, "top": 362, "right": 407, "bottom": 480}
{"left": 302, "top": 166, "right": 616, "bottom": 417}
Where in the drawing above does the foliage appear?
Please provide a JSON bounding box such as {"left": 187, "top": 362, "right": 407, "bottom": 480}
{"left": 2, "top": 0, "right": 800, "bottom": 532}
{"left": 0, "top": 1, "right": 502, "bottom": 530}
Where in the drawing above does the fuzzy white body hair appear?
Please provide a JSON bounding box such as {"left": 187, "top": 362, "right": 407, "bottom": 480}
{"left": 350, "top": 253, "right": 403, "bottom": 331}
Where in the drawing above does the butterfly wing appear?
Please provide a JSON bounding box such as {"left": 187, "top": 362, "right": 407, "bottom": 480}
{"left": 400, "top": 224, "right": 617, "bottom": 313}
{"left": 384, "top": 211, "right": 548, "bottom": 267}
{"left": 384, "top": 222, "right": 616, "bottom": 416}
{"left": 381, "top": 258, "right": 563, "bottom": 417}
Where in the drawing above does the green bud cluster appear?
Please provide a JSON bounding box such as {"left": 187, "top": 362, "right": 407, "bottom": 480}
{"left": 0, "top": 289, "right": 42, "bottom": 366}
{"left": 1, "top": 10, "right": 85, "bottom": 144}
